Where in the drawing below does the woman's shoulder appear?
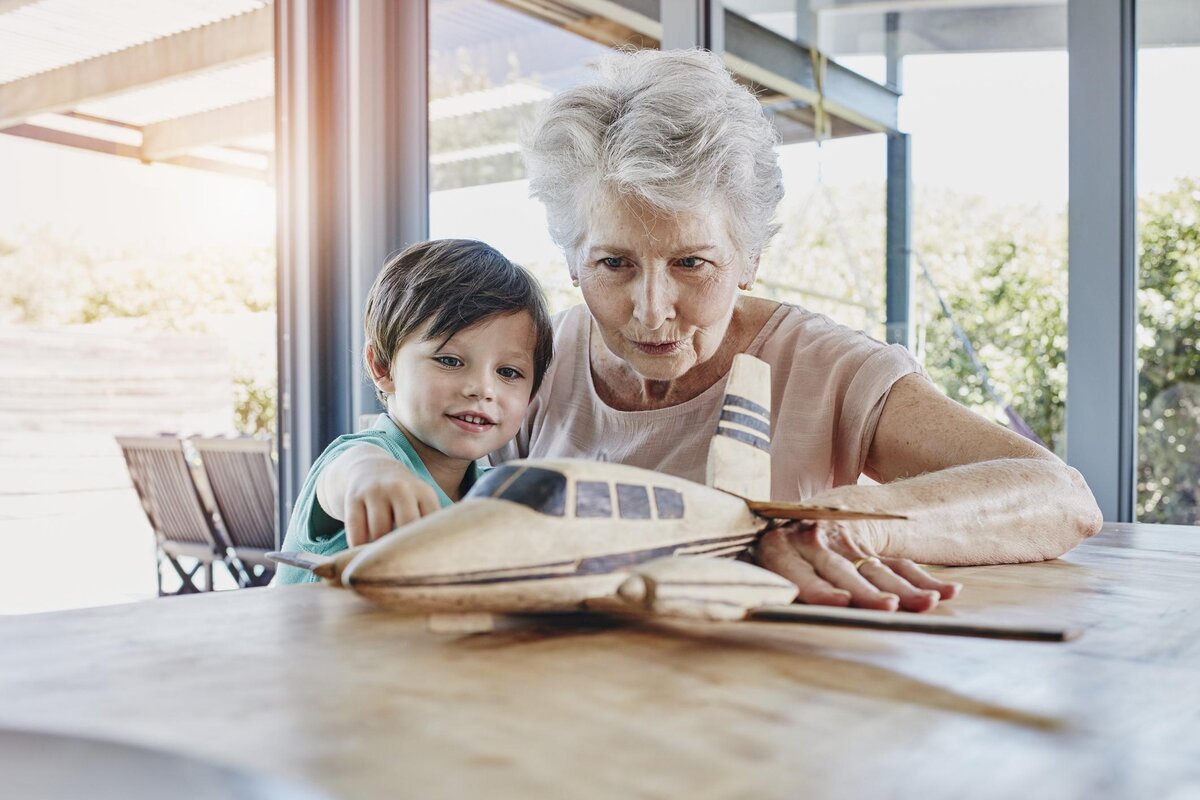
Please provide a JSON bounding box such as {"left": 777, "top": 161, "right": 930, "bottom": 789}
{"left": 755, "top": 302, "right": 885, "bottom": 354}
{"left": 752, "top": 301, "right": 921, "bottom": 378}
{"left": 550, "top": 303, "right": 590, "bottom": 347}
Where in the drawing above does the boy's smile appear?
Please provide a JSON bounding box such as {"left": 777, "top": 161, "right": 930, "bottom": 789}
{"left": 370, "top": 311, "right": 538, "bottom": 479}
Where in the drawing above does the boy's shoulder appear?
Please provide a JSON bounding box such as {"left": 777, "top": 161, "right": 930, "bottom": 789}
{"left": 321, "top": 413, "right": 419, "bottom": 468}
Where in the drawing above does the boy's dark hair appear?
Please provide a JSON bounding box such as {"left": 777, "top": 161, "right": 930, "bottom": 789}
{"left": 364, "top": 239, "right": 554, "bottom": 403}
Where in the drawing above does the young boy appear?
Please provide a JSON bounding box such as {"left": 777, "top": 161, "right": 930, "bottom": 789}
{"left": 275, "top": 239, "right": 554, "bottom": 584}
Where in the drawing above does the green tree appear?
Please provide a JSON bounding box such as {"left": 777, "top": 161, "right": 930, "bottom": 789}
{"left": 921, "top": 178, "right": 1200, "bottom": 524}
{"left": 1136, "top": 178, "right": 1200, "bottom": 523}
{"left": 921, "top": 235, "right": 1068, "bottom": 456}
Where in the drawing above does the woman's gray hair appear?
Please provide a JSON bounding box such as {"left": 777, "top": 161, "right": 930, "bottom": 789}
{"left": 522, "top": 48, "right": 784, "bottom": 262}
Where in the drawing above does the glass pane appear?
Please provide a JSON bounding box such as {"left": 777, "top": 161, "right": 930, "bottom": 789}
{"left": 653, "top": 487, "right": 685, "bottom": 520}
{"left": 429, "top": 0, "right": 654, "bottom": 314}
{"left": 615, "top": 483, "right": 652, "bottom": 520}
{"left": 499, "top": 466, "right": 566, "bottom": 517}
{"left": 465, "top": 464, "right": 519, "bottom": 499}
{"left": 575, "top": 481, "right": 612, "bottom": 519}
{"left": 900, "top": 16, "right": 1069, "bottom": 456}
{"left": 753, "top": 135, "right": 887, "bottom": 337}
{"left": 1135, "top": 0, "right": 1200, "bottom": 524}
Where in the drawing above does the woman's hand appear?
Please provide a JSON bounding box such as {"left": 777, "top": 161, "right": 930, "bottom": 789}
{"left": 755, "top": 521, "right": 961, "bottom": 612}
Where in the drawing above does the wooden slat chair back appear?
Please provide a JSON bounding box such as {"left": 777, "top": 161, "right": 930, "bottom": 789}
{"left": 191, "top": 437, "right": 278, "bottom": 587}
{"left": 116, "top": 436, "right": 227, "bottom": 595}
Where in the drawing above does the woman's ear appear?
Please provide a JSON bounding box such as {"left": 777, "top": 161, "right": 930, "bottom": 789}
{"left": 739, "top": 254, "right": 761, "bottom": 291}
{"left": 364, "top": 344, "right": 395, "bottom": 393}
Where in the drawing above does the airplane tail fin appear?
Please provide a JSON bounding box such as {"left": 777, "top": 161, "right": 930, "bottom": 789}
{"left": 706, "top": 353, "right": 772, "bottom": 502}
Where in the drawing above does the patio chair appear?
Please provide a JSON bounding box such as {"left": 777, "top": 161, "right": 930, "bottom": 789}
{"left": 116, "top": 436, "right": 228, "bottom": 595}
{"left": 191, "top": 437, "right": 278, "bottom": 588}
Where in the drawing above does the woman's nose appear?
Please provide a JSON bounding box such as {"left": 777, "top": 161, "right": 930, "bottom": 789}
{"left": 632, "top": 271, "right": 674, "bottom": 330}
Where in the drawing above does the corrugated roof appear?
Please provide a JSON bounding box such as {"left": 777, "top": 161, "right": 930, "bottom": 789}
{"left": 0, "top": 0, "right": 267, "bottom": 84}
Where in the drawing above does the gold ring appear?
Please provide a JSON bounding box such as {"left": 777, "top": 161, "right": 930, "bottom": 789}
{"left": 852, "top": 556, "right": 879, "bottom": 572}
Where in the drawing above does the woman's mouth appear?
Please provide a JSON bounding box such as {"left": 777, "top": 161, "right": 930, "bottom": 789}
{"left": 631, "top": 339, "right": 682, "bottom": 356}
{"left": 447, "top": 413, "right": 496, "bottom": 433}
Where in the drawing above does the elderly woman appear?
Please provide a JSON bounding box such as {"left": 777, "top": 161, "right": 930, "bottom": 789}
{"left": 493, "top": 48, "right": 1102, "bottom": 612}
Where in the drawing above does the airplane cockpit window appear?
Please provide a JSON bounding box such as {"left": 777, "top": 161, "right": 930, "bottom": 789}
{"left": 466, "top": 465, "right": 519, "bottom": 499}
{"left": 654, "top": 487, "right": 685, "bottom": 519}
{"left": 616, "top": 484, "right": 652, "bottom": 520}
{"left": 465, "top": 465, "right": 565, "bottom": 516}
{"left": 575, "top": 480, "right": 613, "bottom": 518}
{"left": 497, "top": 467, "right": 566, "bottom": 516}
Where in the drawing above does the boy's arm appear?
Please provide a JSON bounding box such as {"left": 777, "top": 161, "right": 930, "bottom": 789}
{"left": 316, "top": 443, "right": 441, "bottom": 546}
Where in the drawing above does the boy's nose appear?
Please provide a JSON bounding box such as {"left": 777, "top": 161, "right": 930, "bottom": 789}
{"left": 463, "top": 371, "right": 495, "bottom": 401}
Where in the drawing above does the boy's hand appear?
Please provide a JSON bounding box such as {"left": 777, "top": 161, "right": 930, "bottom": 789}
{"left": 317, "top": 445, "right": 442, "bottom": 546}
{"left": 342, "top": 456, "right": 441, "bottom": 546}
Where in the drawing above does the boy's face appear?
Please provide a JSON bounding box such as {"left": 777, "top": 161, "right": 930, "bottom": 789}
{"left": 371, "top": 311, "right": 538, "bottom": 465}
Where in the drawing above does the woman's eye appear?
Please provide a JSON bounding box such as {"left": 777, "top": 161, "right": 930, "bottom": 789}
{"left": 677, "top": 256, "right": 703, "bottom": 269}
{"left": 600, "top": 256, "right": 624, "bottom": 269}
{"left": 434, "top": 356, "right": 462, "bottom": 368}
{"left": 498, "top": 367, "right": 524, "bottom": 380}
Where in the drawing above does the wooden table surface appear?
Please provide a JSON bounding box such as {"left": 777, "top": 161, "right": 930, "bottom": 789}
{"left": 2, "top": 522, "right": 1198, "bottom": 799}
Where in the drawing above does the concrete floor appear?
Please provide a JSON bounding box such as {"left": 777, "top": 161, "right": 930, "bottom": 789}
{"left": 0, "top": 432, "right": 238, "bottom": 616}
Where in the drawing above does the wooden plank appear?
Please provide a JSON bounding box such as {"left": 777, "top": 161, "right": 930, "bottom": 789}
{"left": 141, "top": 97, "right": 273, "bottom": 160}
{"left": 0, "top": 6, "right": 272, "bottom": 129}
{"left": 0, "top": 0, "right": 40, "bottom": 14}
{"left": 0, "top": 523, "right": 1197, "bottom": 798}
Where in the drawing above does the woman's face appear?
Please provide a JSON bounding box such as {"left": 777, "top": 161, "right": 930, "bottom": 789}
{"left": 572, "top": 192, "right": 757, "bottom": 382}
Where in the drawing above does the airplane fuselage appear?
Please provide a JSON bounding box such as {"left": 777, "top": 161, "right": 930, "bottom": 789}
{"left": 342, "top": 458, "right": 772, "bottom": 613}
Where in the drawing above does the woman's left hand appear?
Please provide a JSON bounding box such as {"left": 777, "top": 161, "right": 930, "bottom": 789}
{"left": 755, "top": 521, "right": 961, "bottom": 612}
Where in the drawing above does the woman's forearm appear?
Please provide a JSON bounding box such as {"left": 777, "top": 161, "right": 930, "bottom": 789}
{"left": 809, "top": 458, "right": 1104, "bottom": 566}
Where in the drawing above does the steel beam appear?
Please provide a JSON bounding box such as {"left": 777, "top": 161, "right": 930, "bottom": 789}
{"left": 723, "top": 8, "right": 898, "bottom": 133}
{"left": 560, "top": 0, "right": 898, "bottom": 133}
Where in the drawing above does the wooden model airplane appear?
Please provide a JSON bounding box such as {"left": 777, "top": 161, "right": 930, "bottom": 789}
{"left": 272, "top": 355, "right": 1077, "bottom": 642}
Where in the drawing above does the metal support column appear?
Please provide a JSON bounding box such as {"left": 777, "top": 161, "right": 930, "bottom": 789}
{"left": 275, "top": 0, "right": 428, "bottom": 527}
{"left": 884, "top": 12, "right": 911, "bottom": 348}
{"left": 1066, "top": 0, "right": 1136, "bottom": 522}
{"left": 661, "top": 0, "right": 724, "bottom": 52}
{"left": 885, "top": 132, "right": 912, "bottom": 348}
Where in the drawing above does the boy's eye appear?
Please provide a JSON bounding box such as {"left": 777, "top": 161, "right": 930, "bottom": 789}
{"left": 498, "top": 367, "right": 524, "bottom": 380}
{"left": 434, "top": 355, "right": 462, "bottom": 368}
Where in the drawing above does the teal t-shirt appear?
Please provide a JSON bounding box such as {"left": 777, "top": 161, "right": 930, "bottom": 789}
{"left": 274, "top": 414, "right": 484, "bottom": 584}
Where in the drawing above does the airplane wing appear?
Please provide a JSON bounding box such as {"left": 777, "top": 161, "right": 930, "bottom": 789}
{"left": 746, "top": 605, "right": 1080, "bottom": 641}
{"left": 268, "top": 550, "right": 339, "bottom": 580}
{"left": 744, "top": 499, "right": 908, "bottom": 521}
{"left": 613, "top": 555, "right": 1076, "bottom": 641}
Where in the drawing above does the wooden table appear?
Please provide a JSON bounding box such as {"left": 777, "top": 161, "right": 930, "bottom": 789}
{"left": 2, "top": 522, "right": 1198, "bottom": 799}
